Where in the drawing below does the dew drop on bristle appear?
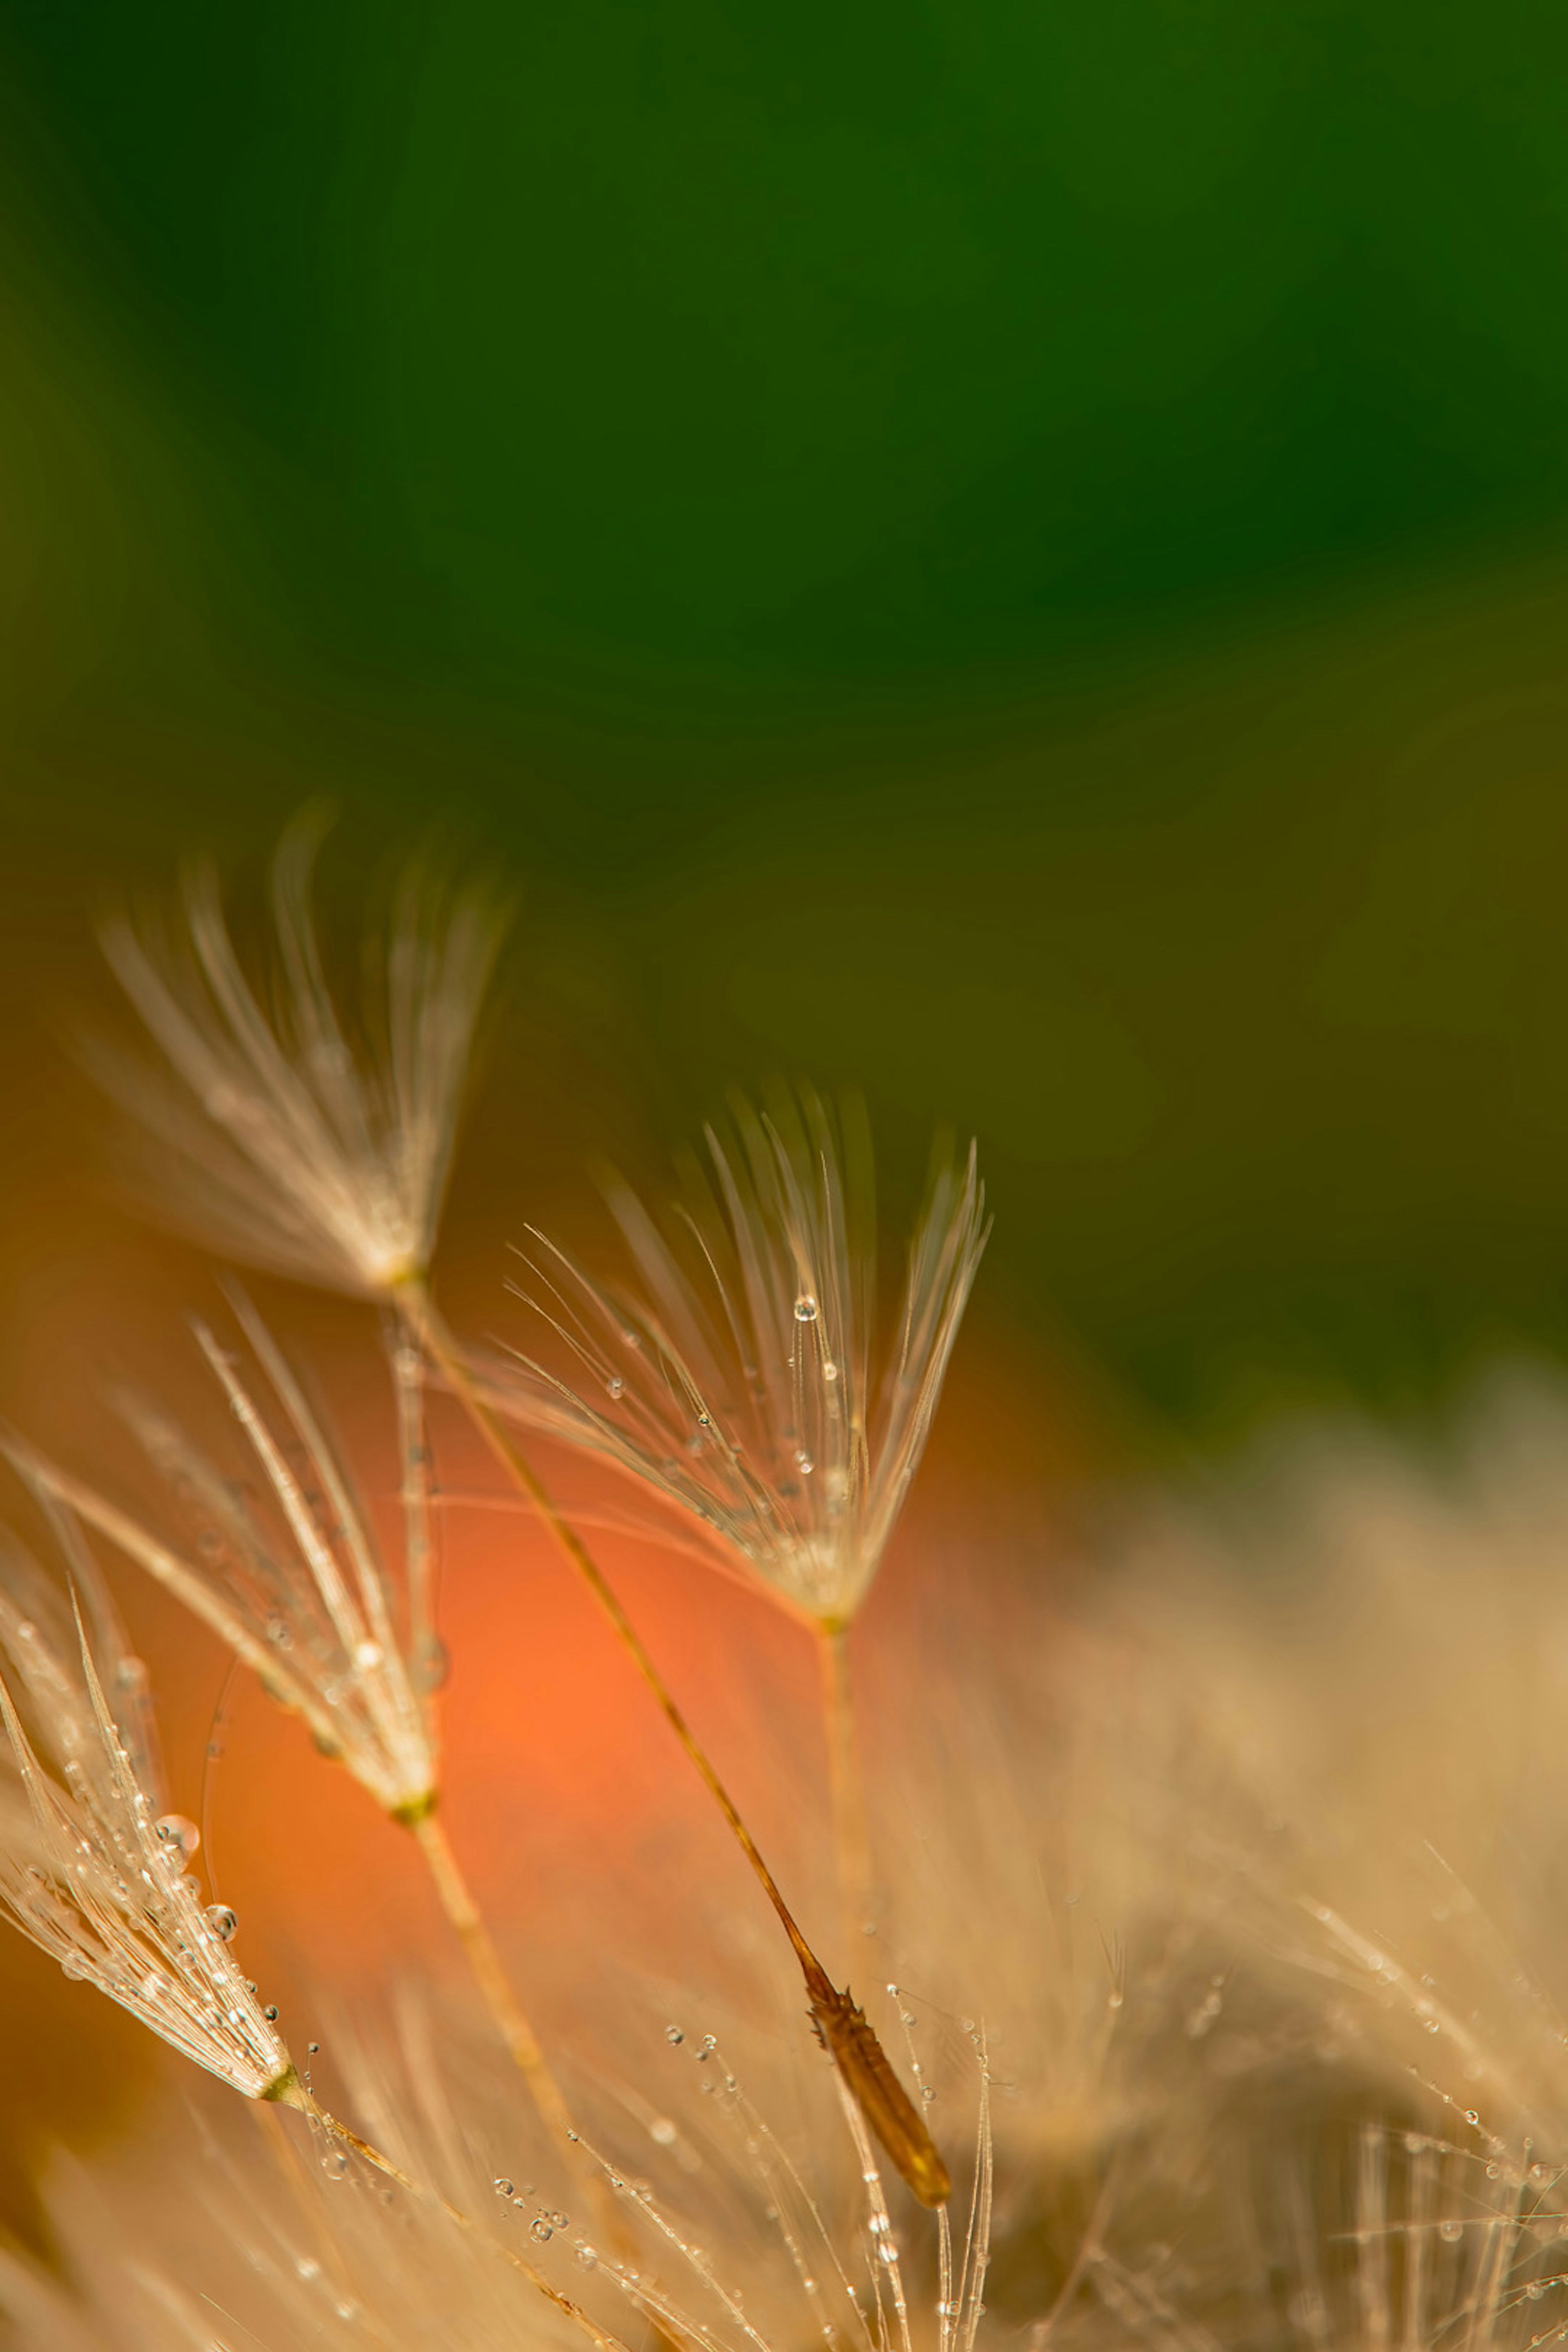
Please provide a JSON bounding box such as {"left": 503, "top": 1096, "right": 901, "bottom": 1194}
{"left": 530, "top": 2218, "right": 553, "bottom": 2242}
{"left": 205, "top": 1904, "right": 238, "bottom": 1941}
{"left": 606, "top": 1376, "right": 625, "bottom": 1399}
{"left": 794, "top": 1295, "right": 818, "bottom": 1322}
{"left": 494, "top": 2178, "right": 515, "bottom": 2198}
{"left": 414, "top": 1634, "right": 450, "bottom": 1692}
{"left": 1440, "top": 2220, "right": 1463, "bottom": 2243}
{"left": 61, "top": 1951, "right": 89, "bottom": 1981}
{"left": 665, "top": 2026, "right": 684, "bottom": 2045}
{"left": 154, "top": 1813, "right": 200, "bottom": 1857}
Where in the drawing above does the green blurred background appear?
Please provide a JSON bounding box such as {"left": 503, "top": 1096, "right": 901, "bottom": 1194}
{"left": 4, "top": 0, "right": 1568, "bottom": 1447}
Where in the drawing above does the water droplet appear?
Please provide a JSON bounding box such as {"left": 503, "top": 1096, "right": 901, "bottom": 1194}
{"left": 116, "top": 1657, "right": 150, "bottom": 1696}
{"left": 530, "top": 2218, "right": 554, "bottom": 2243}
{"left": 393, "top": 1346, "right": 422, "bottom": 1379}
{"left": 1405, "top": 2134, "right": 1427, "bottom": 2155}
{"left": 796, "top": 1450, "right": 815, "bottom": 1474}
{"left": 696, "top": 2034, "right": 716, "bottom": 2062}
{"left": 575, "top": 2245, "right": 598, "bottom": 2271}
{"left": 1528, "top": 2281, "right": 1547, "bottom": 2301}
{"left": 1424, "top": 2017, "right": 1440, "bottom": 2033}
{"left": 139, "top": 1969, "right": 166, "bottom": 2002}
{"left": 322, "top": 2149, "right": 349, "bottom": 2180}
{"left": 794, "top": 1296, "right": 818, "bottom": 1323}
{"left": 665, "top": 2025, "right": 684, "bottom": 2045}
{"left": 822, "top": 1361, "right": 839, "bottom": 1382}
{"left": 205, "top": 1904, "right": 238, "bottom": 1942}
{"left": 264, "top": 2005, "right": 278, "bottom": 2022}
{"left": 649, "top": 2118, "right": 677, "bottom": 2146}
{"left": 155, "top": 1813, "right": 200, "bottom": 1858}
{"left": 61, "top": 1951, "right": 89, "bottom": 1982}
{"left": 606, "top": 1376, "right": 626, "bottom": 1400}
{"left": 414, "top": 1634, "right": 450, "bottom": 1692}
{"left": 1440, "top": 2220, "right": 1463, "bottom": 2244}
{"left": 296, "top": 2256, "right": 321, "bottom": 2281}
{"left": 1464, "top": 2109, "right": 1481, "bottom": 2128}
{"left": 308, "top": 2042, "right": 320, "bottom": 2055}
{"left": 354, "top": 1640, "right": 383, "bottom": 1670}
{"left": 494, "top": 2178, "right": 515, "bottom": 2199}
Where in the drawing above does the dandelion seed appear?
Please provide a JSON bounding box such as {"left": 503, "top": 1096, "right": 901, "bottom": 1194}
{"left": 494, "top": 1086, "right": 988, "bottom": 1632}
{"left": 0, "top": 1592, "right": 294, "bottom": 2102}
{"left": 91, "top": 813, "right": 506, "bottom": 1300}
{"left": 489, "top": 1085, "right": 987, "bottom": 1947}
{"left": 4, "top": 1295, "right": 437, "bottom": 1823}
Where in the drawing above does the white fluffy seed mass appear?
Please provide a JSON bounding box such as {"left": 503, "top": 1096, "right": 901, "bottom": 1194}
{"left": 9, "top": 1369, "right": 1568, "bottom": 2352}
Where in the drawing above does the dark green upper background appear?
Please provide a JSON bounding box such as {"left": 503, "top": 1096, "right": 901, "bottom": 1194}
{"left": 5, "top": 0, "right": 1568, "bottom": 1450}
{"left": 8, "top": 1, "right": 1568, "bottom": 681}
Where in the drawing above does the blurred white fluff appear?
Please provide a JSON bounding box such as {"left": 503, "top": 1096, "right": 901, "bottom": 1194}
{"left": 93, "top": 815, "right": 506, "bottom": 1296}
{"left": 497, "top": 1087, "right": 989, "bottom": 1627}
{"left": 16, "top": 1370, "right": 1568, "bottom": 2351}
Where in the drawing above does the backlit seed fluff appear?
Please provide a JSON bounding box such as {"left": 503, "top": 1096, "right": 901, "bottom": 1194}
{"left": 3, "top": 1290, "right": 441, "bottom": 1823}
{"left": 91, "top": 815, "right": 506, "bottom": 1297}
{"left": 0, "top": 1579, "right": 294, "bottom": 2101}
{"left": 494, "top": 1087, "right": 989, "bottom": 1626}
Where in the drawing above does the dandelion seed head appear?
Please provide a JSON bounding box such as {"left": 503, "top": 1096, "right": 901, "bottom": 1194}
{"left": 0, "top": 1590, "right": 293, "bottom": 2103}
{"left": 491, "top": 1085, "right": 988, "bottom": 1625}
{"left": 3, "top": 1290, "right": 439, "bottom": 1822}
{"left": 89, "top": 814, "right": 506, "bottom": 1299}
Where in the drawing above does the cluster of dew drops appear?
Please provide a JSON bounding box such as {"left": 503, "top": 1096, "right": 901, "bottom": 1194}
{"left": 490, "top": 2025, "right": 730, "bottom": 2289}
{"left": 151, "top": 1810, "right": 243, "bottom": 1951}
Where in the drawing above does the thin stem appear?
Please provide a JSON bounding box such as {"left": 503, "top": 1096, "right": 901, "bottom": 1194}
{"left": 389, "top": 1301, "right": 621, "bottom": 2251}
{"left": 407, "top": 1282, "right": 822, "bottom": 1982}
{"left": 266, "top": 2070, "right": 628, "bottom": 2350}
{"left": 818, "top": 1619, "right": 874, "bottom": 1962}
{"left": 409, "top": 1808, "right": 622, "bottom": 2250}
{"left": 408, "top": 1809, "right": 574, "bottom": 2132}
{"left": 252, "top": 2100, "right": 395, "bottom": 2351}
{"left": 389, "top": 1313, "right": 441, "bottom": 1695}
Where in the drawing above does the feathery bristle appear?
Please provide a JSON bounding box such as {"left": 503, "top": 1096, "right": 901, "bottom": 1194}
{"left": 91, "top": 814, "right": 505, "bottom": 1297}
{"left": 493, "top": 1087, "right": 989, "bottom": 1626}
{"left": 4, "top": 1291, "right": 440, "bottom": 1822}
{"left": 0, "top": 1576, "right": 294, "bottom": 2100}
